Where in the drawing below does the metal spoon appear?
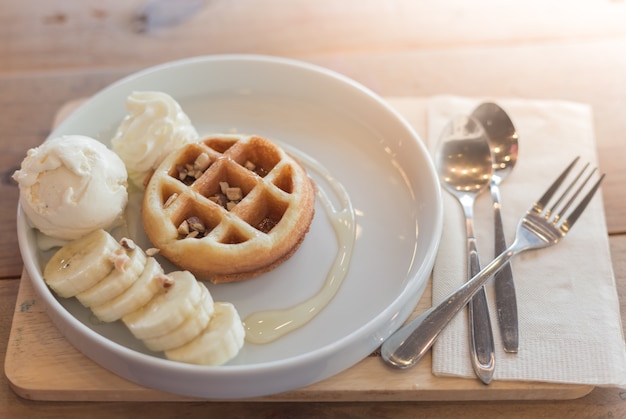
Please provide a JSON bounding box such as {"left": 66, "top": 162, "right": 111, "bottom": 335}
{"left": 471, "top": 102, "right": 519, "bottom": 353}
{"left": 431, "top": 115, "right": 496, "bottom": 384}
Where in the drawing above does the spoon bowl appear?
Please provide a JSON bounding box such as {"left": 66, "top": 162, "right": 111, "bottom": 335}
{"left": 436, "top": 117, "right": 493, "bottom": 196}
{"left": 472, "top": 103, "right": 519, "bottom": 185}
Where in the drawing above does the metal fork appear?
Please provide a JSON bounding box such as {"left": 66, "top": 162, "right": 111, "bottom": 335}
{"left": 381, "top": 156, "right": 605, "bottom": 369}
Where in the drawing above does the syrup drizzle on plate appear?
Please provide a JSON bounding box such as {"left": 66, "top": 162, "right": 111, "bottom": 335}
{"left": 243, "top": 146, "right": 356, "bottom": 344}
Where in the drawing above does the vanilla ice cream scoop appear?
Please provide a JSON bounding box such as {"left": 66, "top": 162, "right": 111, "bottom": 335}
{"left": 111, "top": 91, "right": 198, "bottom": 187}
{"left": 13, "top": 135, "right": 128, "bottom": 241}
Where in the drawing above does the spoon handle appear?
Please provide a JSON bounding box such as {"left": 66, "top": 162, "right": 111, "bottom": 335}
{"left": 490, "top": 181, "right": 519, "bottom": 353}
{"left": 466, "top": 228, "right": 495, "bottom": 384}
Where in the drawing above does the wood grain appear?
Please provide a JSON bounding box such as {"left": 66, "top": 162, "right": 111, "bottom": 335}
{"left": 5, "top": 269, "right": 594, "bottom": 403}
{"left": 3, "top": 1, "right": 626, "bottom": 417}
{"left": 2, "top": 1, "right": 626, "bottom": 74}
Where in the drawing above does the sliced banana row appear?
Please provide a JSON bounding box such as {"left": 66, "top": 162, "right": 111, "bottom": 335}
{"left": 43, "top": 229, "right": 245, "bottom": 366}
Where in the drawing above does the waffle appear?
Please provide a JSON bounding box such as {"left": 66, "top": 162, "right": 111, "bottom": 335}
{"left": 142, "top": 134, "right": 316, "bottom": 283}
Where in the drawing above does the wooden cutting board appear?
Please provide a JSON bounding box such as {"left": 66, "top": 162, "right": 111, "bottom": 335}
{"left": 3, "top": 98, "right": 594, "bottom": 402}
{"left": 4, "top": 269, "right": 593, "bottom": 402}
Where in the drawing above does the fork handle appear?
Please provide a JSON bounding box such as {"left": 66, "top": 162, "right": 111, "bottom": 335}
{"left": 381, "top": 246, "right": 516, "bottom": 369}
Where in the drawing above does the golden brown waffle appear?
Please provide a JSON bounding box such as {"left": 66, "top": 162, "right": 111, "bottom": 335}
{"left": 142, "top": 134, "right": 316, "bottom": 283}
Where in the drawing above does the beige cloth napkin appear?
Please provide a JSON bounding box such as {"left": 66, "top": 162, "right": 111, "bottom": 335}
{"left": 388, "top": 95, "right": 626, "bottom": 386}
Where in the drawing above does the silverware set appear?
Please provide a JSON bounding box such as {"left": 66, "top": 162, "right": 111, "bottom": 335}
{"left": 381, "top": 103, "right": 605, "bottom": 382}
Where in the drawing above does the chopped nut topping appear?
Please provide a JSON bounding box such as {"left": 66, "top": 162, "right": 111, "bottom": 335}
{"left": 209, "top": 193, "right": 228, "bottom": 207}
{"left": 177, "top": 219, "right": 190, "bottom": 236}
{"left": 119, "top": 237, "right": 136, "bottom": 250}
{"left": 176, "top": 164, "right": 188, "bottom": 181}
{"left": 244, "top": 160, "right": 256, "bottom": 171}
{"left": 109, "top": 249, "right": 130, "bottom": 272}
{"left": 243, "top": 160, "right": 268, "bottom": 176}
{"left": 187, "top": 216, "right": 205, "bottom": 233}
{"left": 178, "top": 216, "right": 207, "bottom": 239}
{"left": 157, "top": 273, "right": 175, "bottom": 289}
{"left": 194, "top": 152, "right": 211, "bottom": 172}
{"left": 163, "top": 193, "right": 178, "bottom": 208}
{"left": 226, "top": 187, "right": 243, "bottom": 201}
{"left": 211, "top": 181, "right": 243, "bottom": 211}
{"left": 146, "top": 247, "right": 160, "bottom": 256}
{"left": 176, "top": 153, "right": 212, "bottom": 184}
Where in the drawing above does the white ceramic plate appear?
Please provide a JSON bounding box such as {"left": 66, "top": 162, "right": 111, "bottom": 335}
{"left": 17, "top": 55, "right": 442, "bottom": 399}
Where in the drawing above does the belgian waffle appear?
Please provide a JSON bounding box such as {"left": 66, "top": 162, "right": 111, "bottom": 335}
{"left": 142, "top": 134, "right": 316, "bottom": 283}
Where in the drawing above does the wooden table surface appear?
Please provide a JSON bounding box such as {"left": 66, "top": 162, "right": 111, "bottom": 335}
{"left": 2, "top": 1, "right": 626, "bottom": 417}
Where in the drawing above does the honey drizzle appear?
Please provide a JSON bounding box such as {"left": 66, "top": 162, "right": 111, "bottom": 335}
{"left": 243, "top": 148, "right": 356, "bottom": 344}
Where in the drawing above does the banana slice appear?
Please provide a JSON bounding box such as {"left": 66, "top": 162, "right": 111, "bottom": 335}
{"left": 142, "top": 284, "right": 215, "bottom": 352}
{"left": 91, "top": 257, "right": 168, "bottom": 322}
{"left": 122, "top": 270, "right": 205, "bottom": 340}
{"left": 165, "top": 302, "right": 245, "bottom": 366}
{"left": 43, "top": 229, "right": 246, "bottom": 365}
{"left": 43, "top": 229, "right": 123, "bottom": 298}
{"left": 76, "top": 247, "right": 147, "bottom": 308}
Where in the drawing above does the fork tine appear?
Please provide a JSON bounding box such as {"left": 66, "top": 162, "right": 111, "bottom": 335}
{"left": 559, "top": 173, "right": 605, "bottom": 232}
{"left": 533, "top": 156, "right": 580, "bottom": 213}
{"left": 548, "top": 162, "right": 591, "bottom": 217}
{"left": 554, "top": 166, "right": 597, "bottom": 221}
